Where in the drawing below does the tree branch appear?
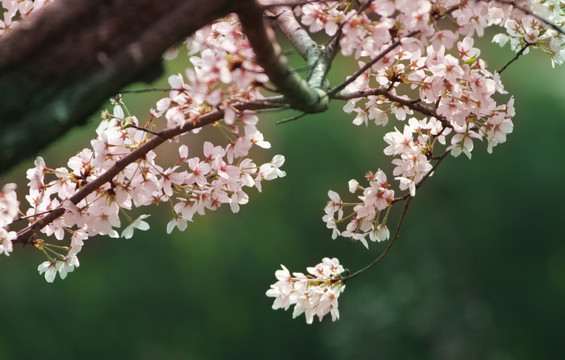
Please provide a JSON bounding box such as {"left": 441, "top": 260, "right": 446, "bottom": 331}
{"left": 236, "top": 0, "right": 329, "bottom": 113}
{"left": 271, "top": 5, "right": 318, "bottom": 61}
{"left": 498, "top": 42, "right": 532, "bottom": 74}
{"left": 332, "top": 88, "right": 451, "bottom": 128}
{"left": 13, "top": 98, "right": 283, "bottom": 245}
{"left": 273, "top": 3, "right": 339, "bottom": 92}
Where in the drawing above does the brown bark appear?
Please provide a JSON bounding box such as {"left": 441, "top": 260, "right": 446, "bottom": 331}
{"left": 0, "top": 0, "right": 237, "bottom": 174}
{"left": 236, "top": 1, "right": 329, "bottom": 114}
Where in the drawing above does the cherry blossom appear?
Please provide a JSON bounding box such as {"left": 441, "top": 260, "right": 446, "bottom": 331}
{"left": 266, "top": 258, "right": 346, "bottom": 324}
{"left": 121, "top": 214, "right": 151, "bottom": 239}
{"left": 37, "top": 260, "right": 59, "bottom": 283}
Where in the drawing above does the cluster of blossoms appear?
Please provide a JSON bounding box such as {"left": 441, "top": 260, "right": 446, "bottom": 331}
{"left": 20, "top": 102, "right": 285, "bottom": 282}
{"left": 0, "top": 0, "right": 51, "bottom": 36}
{"left": 322, "top": 117, "right": 448, "bottom": 247}
{"left": 492, "top": 0, "right": 565, "bottom": 67}
{"left": 323, "top": 170, "right": 394, "bottom": 248}
{"left": 266, "top": 258, "right": 346, "bottom": 324}
{"left": 289, "top": 0, "right": 535, "bottom": 251}
{"left": 155, "top": 15, "right": 269, "bottom": 130}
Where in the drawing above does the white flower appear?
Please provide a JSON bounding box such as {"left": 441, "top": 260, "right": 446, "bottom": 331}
{"left": 0, "top": 183, "right": 19, "bottom": 228}
{"left": 58, "top": 255, "right": 80, "bottom": 280}
{"left": 38, "top": 260, "right": 60, "bottom": 283}
{"left": 0, "top": 228, "right": 15, "bottom": 256}
{"left": 121, "top": 214, "right": 151, "bottom": 239}
{"left": 348, "top": 179, "right": 359, "bottom": 193}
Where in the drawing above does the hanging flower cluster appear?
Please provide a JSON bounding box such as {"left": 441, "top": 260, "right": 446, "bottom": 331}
{"left": 266, "top": 258, "right": 346, "bottom": 324}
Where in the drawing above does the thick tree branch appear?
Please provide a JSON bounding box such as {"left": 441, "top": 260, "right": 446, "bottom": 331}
{"left": 236, "top": 0, "right": 329, "bottom": 113}
{"left": 271, "top": 5, "right": 318, "bottom": 61}
{"left": 0, "top": 0, "right": 237, "bottom": 175}
{"left": 272, "top": 4, "right": 338, "bottom": 93}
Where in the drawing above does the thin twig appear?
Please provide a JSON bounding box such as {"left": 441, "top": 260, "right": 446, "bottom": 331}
{"left": 276, "top": 112, "right": 307, "bottom": 124}
{"left": 498, "top": 42, "right": 532, "bottom": 74}
{"left": 126, "top": 124, "right": 161, "bottom": 136}
{"left": 490, "top": 0, "right": 565, "bottom": 36}
{"left": 341, "top": 151, "right": 450, "bottom": 282}
{"left": 12, "top": 209, "right": 57, "bottom": 223}
{"left": 328, "top": 35, "right": 413, "bottom": 96}
{"left": 339, "top": 150, "right": 450, "bottom": 281}
{"left": 340, "top": 196, "right": 414, "bottom": 282}
{"left": 253, "top": 106, "right": 292, "bottom": 114}
{"left": 332, "top": 88, "right": 451, "bottom": 128}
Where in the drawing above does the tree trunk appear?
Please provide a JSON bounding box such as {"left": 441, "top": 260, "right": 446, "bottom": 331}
{"left": 0, "top": 0, "right": 237, "bottom": 174}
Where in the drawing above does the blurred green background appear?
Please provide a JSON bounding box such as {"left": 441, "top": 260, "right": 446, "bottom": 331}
{"left": 1, "top": 35, "right": 565, "bottom": 360}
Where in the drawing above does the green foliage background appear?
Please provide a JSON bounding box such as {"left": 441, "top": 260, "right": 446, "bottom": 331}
{"left": 1, "top": 38, "right": 564, "bottom": 360}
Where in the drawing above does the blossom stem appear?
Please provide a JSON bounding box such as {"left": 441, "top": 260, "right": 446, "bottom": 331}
{"left": 42, "top": 245, "right": 63, "bottom": 259}
{"left": 341, "top": 196, "right": 413, "bottom": 282}
{"left": 126, "top": 124, "right": 161, "bottom": 136}
{"left": 335, "top": 213, "right": 355, "bottom": 226}
{"left": 44, "top": 243, "right": 70, "bottom": 251}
